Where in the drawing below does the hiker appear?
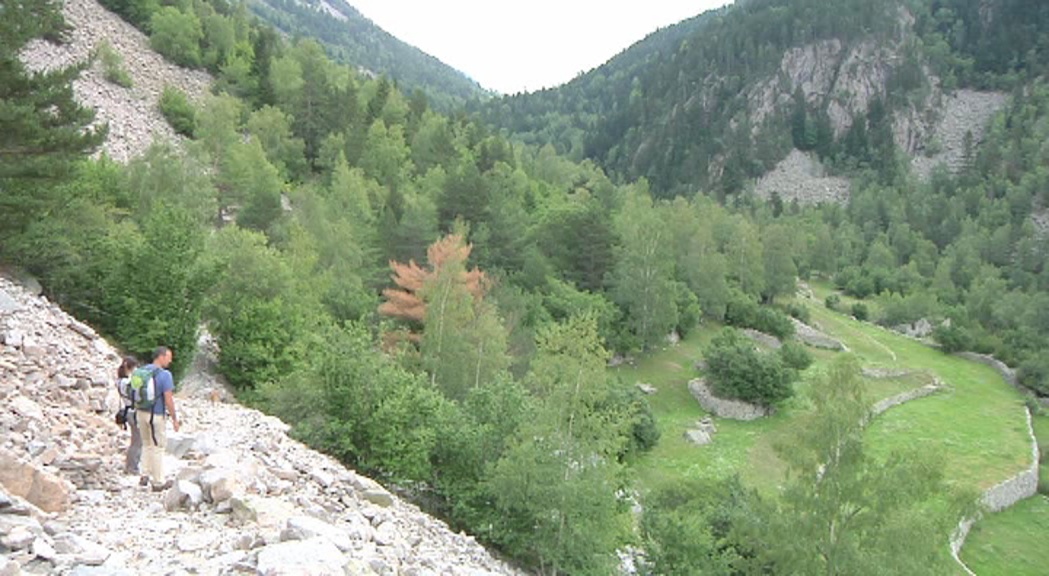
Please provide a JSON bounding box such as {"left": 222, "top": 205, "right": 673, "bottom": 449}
{"left": 135, "top": 346, "right": 180, "bottom": 490}
{"left": 115, "top": 356, "right": 141, "bottom": 474}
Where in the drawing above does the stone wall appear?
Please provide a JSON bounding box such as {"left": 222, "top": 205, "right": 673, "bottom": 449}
{"left": 687, "top": 379, "right": 772, "bottom": 421}
{"left": 870, "top": 382, "right": 944, "bottom": 417}
{"left": 791, "top": 318, "right": 846, "bottom": 350}
{"left": 954, "top": 352, "right": 1018, "bottom": 387}
{"left": 950, "top": 407, "right": 1040, "bottom": 573}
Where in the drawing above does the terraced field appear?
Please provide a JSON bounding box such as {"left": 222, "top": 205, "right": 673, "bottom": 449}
{"left": 619, "top": 284, "right": 1034, "bottom": 573}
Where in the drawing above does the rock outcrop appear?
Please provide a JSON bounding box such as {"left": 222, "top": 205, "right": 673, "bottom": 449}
{"left": 18, "top": 0, "right": 212, "bottom": 163}
{"left": 741, "top": 329, "right": 782, "bottom": 350}
{"left": 790, "top": 318, "right": 845, "bottom": 351}
{"left": 683, "top": 417, "right": 717, "bottom": 446}
{"left": 909, "top": 90, "right": 1008, "bottom": 180}
{"left": 0, "top": 275, "right": 521, "bottom": 575}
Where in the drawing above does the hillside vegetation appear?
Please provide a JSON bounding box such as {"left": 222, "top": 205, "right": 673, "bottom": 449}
{"left": 475, "top": 0, "right": 1049, "bottom": 197}
{"left": 3, "top": 0, "right": 1048, "bottom": 573}
{"left": 248, "top": 0, "right": 490, "bottom": 109}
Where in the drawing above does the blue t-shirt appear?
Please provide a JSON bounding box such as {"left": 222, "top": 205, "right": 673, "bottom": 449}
{"left": 143, "top": 364, "right": 175, "bottom": 415}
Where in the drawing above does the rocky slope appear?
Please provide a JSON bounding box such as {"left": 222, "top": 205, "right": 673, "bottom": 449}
{"left": 18, "top": 0, "right": 212, "bottom": 163}
{"left": 751, "top": 149, "right": 851, "bottom": 205}
{"left": 0, "top": 274, "right": 521, "bottom": 575}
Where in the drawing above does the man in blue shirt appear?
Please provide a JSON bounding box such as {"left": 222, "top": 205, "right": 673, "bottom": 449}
{"left": 136, "top": 346, "right": 180, "bottom": 490}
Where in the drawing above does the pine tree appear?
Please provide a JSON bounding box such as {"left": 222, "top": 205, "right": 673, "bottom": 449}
{"left": 0, "top": 0, "right": 106, "bottom": 236}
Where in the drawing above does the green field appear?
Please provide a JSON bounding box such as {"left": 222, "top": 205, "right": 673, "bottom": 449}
{"left": 619, "top": 284, "right": 1034, "bottom": 571}
{"left": 960, "top": 413, "right": 1049, "bottom": 574}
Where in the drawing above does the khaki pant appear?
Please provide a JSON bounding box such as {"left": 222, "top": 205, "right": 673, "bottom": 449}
{"left": 136, "top": 410, "right": 167, "bottom": 484}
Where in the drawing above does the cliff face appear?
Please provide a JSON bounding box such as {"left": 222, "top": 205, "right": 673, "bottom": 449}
{"left": 0, "top": 274, "right": 520, "bottom": 575}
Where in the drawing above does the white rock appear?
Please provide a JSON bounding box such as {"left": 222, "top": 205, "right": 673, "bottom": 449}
{"left": 177, "top": 533, "right": 211, "bottom": 552}
{"left": 199, "top": 467, "right": 237, "bottom": 503}
{"left": 373, "top": 521, "right": 400, "bottom": 547}
{"left": 310, "top": 469, "right": 335, "bottom": 488}
{"left": 256, "top": 537, "right": 347, "bottom": 576}
{"left": 0, "top": 557, "right": 21, "bottom": 576}
{"left": 361, "top": 488, "right": 394, "bottom": 508}
{"left": 164, "top": 431, "right": 196, "bottom": 458}
{"left": 1, "top": 525, "right": 36, "bottom": 549}
{"left": 281, "top": 515, "right": 354, "bottom": 552}
{"left": 31, "top": 535, "right": 57, "bottom": 560}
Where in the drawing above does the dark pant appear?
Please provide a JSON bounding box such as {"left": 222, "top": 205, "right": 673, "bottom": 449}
{"left": 124, "top": 409, "right": 142, "bottom": 474}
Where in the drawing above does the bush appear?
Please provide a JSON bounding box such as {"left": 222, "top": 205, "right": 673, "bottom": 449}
{"left": 705, "top": 328, "right": 796, "bottom": 407}
{"left": 1018, "top": 356, "right": 1049, "bottom": 396}
{"left": 149, "top": 6, "right": 203, "bottom": 68}
{"left": 779, "top": 341, "right": 814, "bottom": 371}
{"left": 825, "top": 294, "right": 841, "bottom": 310}
{"left": 785, "top": 302, "right": 810, "bottom": 323}
{"left": 724, "top": 294, "right": 795, "bottom": 339}
{"left": 159, "top": 86, "right": 196, "bottom": 137}
{"left": 934, "top": 323, "right": 973, "bottom": 354}
{"left": 96, "top": 41, "right": 132, "bottom": 88}
{"left": 851, "top": 302, "right": 869, "bottom": 321}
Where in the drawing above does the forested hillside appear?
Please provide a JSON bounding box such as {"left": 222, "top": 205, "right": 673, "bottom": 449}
{"left": 248, "top": 0, "right": 490, "bottom": 110}
{"left": 3, "top": 0, "right": 1049, "bottom": 573}
{"left": 475, "top": 0, "right": 1049, "bottom": 197}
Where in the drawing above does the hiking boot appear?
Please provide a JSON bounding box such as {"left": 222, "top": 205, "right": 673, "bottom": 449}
{"left": 150, "top": 479, "right": 174, "bottom": 492}
{"left": 139, "top": 475, "right": 149, "bottom": 487}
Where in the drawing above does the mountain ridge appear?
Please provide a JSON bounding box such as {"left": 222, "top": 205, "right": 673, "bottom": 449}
{"left": 475, "top": 0, "right": 1048, "bottom": 198}
{"left": 247, "top": 0, "right": 491, "bottom": 109}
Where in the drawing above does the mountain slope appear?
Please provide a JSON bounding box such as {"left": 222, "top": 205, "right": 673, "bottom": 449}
{"left": 248, "top": 0, "right": 490, "bottom": 110}
{"left": 476, "top": 0, "right": 1049, "bottom": 198}
{"left": 0, "top": 272, "right": 520, "bottom": 574}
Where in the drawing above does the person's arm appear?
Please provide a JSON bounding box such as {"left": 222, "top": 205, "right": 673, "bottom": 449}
{"left": 164, "top": 389, "right": 179, "bottom": 432}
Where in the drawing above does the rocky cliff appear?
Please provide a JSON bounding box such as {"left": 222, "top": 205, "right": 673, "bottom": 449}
{"left": 0, "top": 274, "right": 521, "bottom": 575}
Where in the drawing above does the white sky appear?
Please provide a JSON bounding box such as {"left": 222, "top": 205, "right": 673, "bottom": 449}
{"left": 347, "top": 0, "right": 735, "bottom": 94}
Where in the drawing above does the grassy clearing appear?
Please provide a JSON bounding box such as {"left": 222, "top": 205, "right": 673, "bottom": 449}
{"left": 960, "top": 495, "right": 1049, "bottom": 575}
{"left": 959, "top": 413, "right": 1049, "bottom": 575}
{"left": 805, "top": 300, "right": 1030, "bottom": 491}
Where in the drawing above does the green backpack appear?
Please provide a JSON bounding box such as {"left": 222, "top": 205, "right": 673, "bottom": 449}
{"left": 128, "top": 366, "right": 160, "bottom": 411}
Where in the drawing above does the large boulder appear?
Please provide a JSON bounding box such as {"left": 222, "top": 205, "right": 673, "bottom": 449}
{"left": 0, "top": 449, "right": 71, "bottom": 513}
{"left": 163, "top": 480, "right": 203, "bottom": 511}
{"left": 280, "top": 515, "right": 354, "bottom": 552}
{"left": 256, "top": 537, "right": 348, "bottom": 576}
{"left": 198, "top": 467, "right": 237, "bottom": 503}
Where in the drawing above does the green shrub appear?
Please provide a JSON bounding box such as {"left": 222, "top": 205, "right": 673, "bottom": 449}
{"left": 96, "top": 41, "right": 132, "bottom": 88}
{"left": 706, "top": 328, "right": 796, "bottom": 407}
{"left": 785, "top": 302, "right": 810, "bottom": 323}
{"left": 851, "top": 302, "right": 869, "bottom": 321}
{"left": 1018, "top": 356, "right": 1049, "bottom": 396}
{"left": 934, "top": 323, "right": 973, "bottom": 354}
{"left": 724, "top": 294, "right": 795, "bottom": 339}
{"left": 159, "top": 86, "right": 196, "bottom": 137}
{"left": 825, "top": 294, "right": 840, "bottom": 310}
{"left": 779, "top": 341, "right": 814, "bottom": 371}
{"left": 149, "top": 6, "right": 203, "bottom": 68}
